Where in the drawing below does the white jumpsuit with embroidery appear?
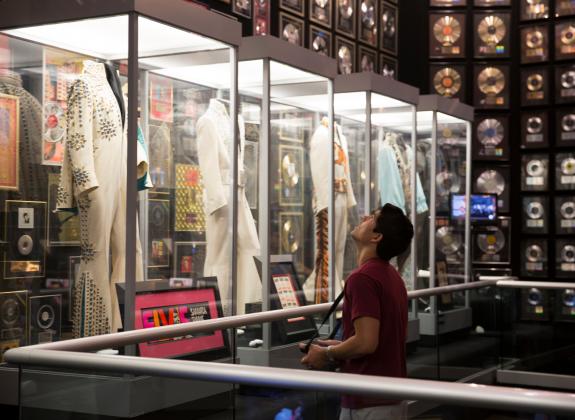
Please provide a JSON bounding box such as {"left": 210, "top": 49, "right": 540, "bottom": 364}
{"left": 57, "top": 61, "right": 144, "bottom": 337}
{"left": 196, "top": 99, "right": 261, "bottom": 315}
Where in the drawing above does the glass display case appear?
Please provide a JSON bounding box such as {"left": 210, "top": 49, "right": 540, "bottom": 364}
{"left": 334, "top": 72, "right": 420, "bottom": 342}
{"left": 0, "top": 0, "right": 241, "bottom": 360}
{"left": 415, "top": 95, "right": 474, "bottom": 337}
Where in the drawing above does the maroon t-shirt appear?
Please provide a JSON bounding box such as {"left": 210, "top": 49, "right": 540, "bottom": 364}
{"left": 340, "top": 258, "right": 408, "bottom": 409}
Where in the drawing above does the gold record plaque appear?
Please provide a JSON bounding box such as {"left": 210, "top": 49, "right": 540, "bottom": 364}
{"left": 381, "top": 2, "right": 397, "bottom": 54}
{"left": 556, "top": 64, "right": 575, "bottom": 103}
{"left": 430, "top": 14, "right": 465, "bottom": 58}
{"left": 380, "top": 54, "right": 397, "bottom": 79}
{"left": 359, "top": 0, "right": 377, "bottom": 46}
{"left": 175, "top": 164, "right": 205, "bottom": 232}
{"left": 431, "top": 66, "right": 464, "bottom": 99}
{"left": 520, "top": 0, "right": 549, "bottom": 21}
{"left": 336, "top": 0, "right": 355, "bottom": 36}
{"left": 556, "top": 153, "right": 575, "bottom": 190}
{"left": 557, "top": 108, "right": 575, "bottom": 144}
{"left": 279, "top": 144, "right": 304, "bottom": 206}
{"left": 522, "top": 67, "right": 548, "bottom": 106}
{"left": 279, "top": 13, "right": 304, "bottom": 46}
{"left": 278, "top": 212, "right": 304, "bottom": 264}
{"left": 556, "top": 21, "right": 575, "bottom": 60}
{"left": 336, "top": 37, "right": 355, "bottom": 74}
{"left": 475, "top": 64, "right": 508, "bottom": 109}
{"left": 475, "top": 13, "right": 510, "bottom": 57}
{"left": 521, "top": 111, "right": 548, "bottom": 148}
{"left": 473, "top": 116, "right": 508, "bottom": 160}
{"left": 310, "top": 0, "right": 332, "bottom": 28}
{"left": 521, "top": 154, "right": 548, "bottom": 191}
{"left": 521, "top": 25, "right": 549, "bottom": 63}
{"left": 310, "top": 25, "right": 332, "bottom": 56}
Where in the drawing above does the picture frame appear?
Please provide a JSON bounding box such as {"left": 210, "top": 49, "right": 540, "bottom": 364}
{"left": 520, "top": 0, "right": 549, "bottom": 21}
{"left": 279, "top": 0, "right": 304, "bottom": 16}
{"left": 4, "top": 200, "right": 47, "bottom": 279}
{"left": 148, "top": 199, "right": 171, "bottom": 268}
{"left": 149, "top": 74, "right": 174, "bottom": 123}
{"left": 28, "top": 294, "right": 61, "bottom": 345}
{"left": 380, "top": 54, "right": 397, "bottom": 78}
{"left": 0, "top": 290, "right": 27, "bottom": 346}
{"left": 555, "top": 64, "right": 575, "bottom": 104}
{"left": 244, "top": 140, "right": 259, "bottom": 209}
{"left": 474, "top": 12, "right": 511, "bottom": 58}
{"left": 336, "top": 0, "right": 356, "bottom": 37}
{"left": 310, "top": 0, "right": 332, "bottom": 28}
{"left": 309, "top": 25, "right": 332, "bottom": 56}
{"left": 335, "top": 36, "right": 355, "bottom": 74}
{"left": 474, "top": 63, "right": 510, "bottom": 109}
{"left": 233, "top": 0, "right": 252, "bottom": 18}
{"left": 279, "top": 144, "right": 305, "bottom": 207}
{"left": 173, "top": 241, "right": 207, "bottom": 279}
{"left": 521, "top": 66, "right": 549, "bottom": 106}
{"left": 278, "top": 111, "right": 304, "bottom": 143}
{"left": 521, "top": 25, "right": 549, "bottom": 64}
{"left": 358, "top": 46, "right": 377, "bottom": 73}
{"left": 430, "top": 63, "right": 466, "bottom": 102}
{"left": 473, "top": 115, "right": 509, "bottom": 161}
{"left": 358, "top": 0, "right": 378, "bottom": 47}
{"left": 429, "top": 13, "right": 466, "bottom": 59}
{"left": 557, "top": 0, "right": 575, "bottom": 17}
{"left": 279, "top": 12, "right": 304, "bottom": 46}
{"left": 520, "top": 111, "right": 548, "bottom": 149}
{"left": 472, "top": 217, "right": 511, "bottom": 265}
{"left": 278, "top": 212, "right": 304, "bottom": 268}
{"left": 381, "top": 2, "right": 398, "bottom": 55}
{"left": 556, "top": 108, "right": 575, "bottom": 146}
{"left": 148, "top": 123, "right": 173, "bottom": 190}
{"left": 174, "top": 163, "right": 205, "bottom": 232}
{"left": 135, "top": 287, "right": 229, "bottom": 359}
{"left": 0, "top": 92, "right": 19, "bottom": 191}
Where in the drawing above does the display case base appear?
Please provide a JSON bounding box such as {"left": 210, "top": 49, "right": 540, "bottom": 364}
{"left": 419, "top": 307, "right": 472, "bottom": 338}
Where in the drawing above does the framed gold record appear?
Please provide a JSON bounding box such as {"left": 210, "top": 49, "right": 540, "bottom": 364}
{"left": 520, "top": 0, "right": 549, "bottom": 21}
{"left": 521, "top": 25, "right": 549, "bottom": 63}
{"left": 474, "top": 12, "right": 511, "bottom": 58}
{"left": 279, "top": 12, "right": 304, "bottom": 47}
{"left": 148, "top": 123, "right": 173, "bottom": 191}
{"left": 555, "top": 64, "right": 575, "bottom": 104}
{"left": 309, "top": 25, "right": 332, "bottom": 56}
{"left": 555, "top": 196, "right": 575, "bottom": 235}
{"left": 233, "top": 0, "right": 252, "bottom": 18}
{"left": 474, "top": 63, "right": 509, "bottom": 109}
{"left": 557, "top": 0, "right": 575, "bottom": 17}
{"left": 521, "top": 239, "right": 547, "bottom": 278}
{"left": 0, "top": 290, "right": 27, "bottom": 347}
{"left": 381, "top": 2, "right": 398, "bottom": 55}
{"left": 4, "top": 200, "right": 47, "bottom": 279}
{"left": 358, "top": 0, "right": 378, "bottom": 46}
{"left": 473, "top": 115, "right": 509, "bottom": 160}
{"left": 335, "top": 37, "right": 355, "bottom": 75}
{"left": 429, "top": 13, "right": 466, "bottom": 58}
{"left": 279, "top": 144, "right": 304, "bottom": 207}
{"left": 521, "top": 154, "right": 549, "bottom": 192}
{"left": 278, "top": 212, "right": 304, "bottom": 266}
{"left": 310, "top": 0, "right": 332, "bottom": 28}
{"left": 430, "top": 64, "right": 466, "bottom": 101}
{"left": 472, "top": 217, "right": 511, "bottom": 265}
{"left": 380, "top": 53, "right": 397, "bottom": 79}
{"left": 148, "top": 199, "right": 171, "bottom": 269}
{"left": 521, "top": 67, "right": 549, "bottom": 106}
{"left": 358, "top": 46, "right": 377, "bottom": 73}
{"left": 278, "top": 111, "right": 304, "bottom": 143}
{"left": 336, "top": 0, "right": 356, "bottom": 37}
{"left": 556, "top": 152, "right": 575, "bottom": 191}
{"left": 280, "top": 0, "right": 304, "bottom": 16}
{"left": 473, "top": 165, "right": 510, "bottom": 213}
{"left": 521, "top": 111, "right": 548, "bottom": 149}
{"left": 556, "top": 21, "right": 575, "bottom": 60}
{"left": 556, "top": 108, "right": 575, "bottom": 145}
{"left": 522, "top": 196, "right": 549, "bottom": 234}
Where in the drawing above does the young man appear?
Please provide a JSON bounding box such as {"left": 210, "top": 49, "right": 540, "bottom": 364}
{"left": 300, "top": 203, "right": 413, "bottom": 420}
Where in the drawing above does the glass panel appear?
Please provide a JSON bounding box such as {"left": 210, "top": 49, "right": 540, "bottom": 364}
{"left": 0, "top": 16, "right": 129, "bottom": 356}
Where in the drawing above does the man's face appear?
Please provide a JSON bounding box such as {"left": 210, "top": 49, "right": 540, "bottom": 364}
{"left": 351, "top": 209, "right": 381, "bottom": 243}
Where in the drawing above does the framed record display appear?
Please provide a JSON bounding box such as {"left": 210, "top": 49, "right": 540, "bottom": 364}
{"left": 556, "top": 152, "right": 575, "bottom": 190}
{"left": 472, "top": 217, "right": 511, "bottom": 265}
{"left": 429, "top": 13, "right": 466, "bottom": 58}
{"left": 521, "top": 239, "right": 548, "bottom": 277}
{"left": 28, "top": 294, "right": 61, "bottom": 345}
{"left": 310, "top": 25, "right": 331, "bottom": 56}
{"left": 555, "top": 21, "right": 575, "bottom": 61}
{"left": 0, "top": 290, "right": 27, "bottom": 345}
{"left": 358, "top": 0, "right": 378, "bottom": 46}
{"left": 556, "top": 108, "right": 575, "bottom": 146}
{"left": 148, "top": 199, "right": 171, "bottom": 269}
{"left": 521, "top": 154, "right": 549, "bottom": 191}
{"left": 336, "top": 0, "right": 356, "bottom": 36}
{"left": 233, "top": 0, "right": 252, "bottom": 18}
{"left": 521, "top": 111, "right": 548, "bottom": 149}
{"left": 430, "top": 0, "right": 467, "bottom": 6}
{"left": 381, "top": 2, "right": 398, "bottom": 54}
{"left": 279, "top": 144, "right": 304, "bottom": 206}
{"left": 4, "top": 200, "right": 46, "bottom": 279}
{"left": 279, "top": 13, "right": 304, "bottom": 46}
{"left": 278, "top": 212, "right": 304, "bottom": 267}
{"left": 556, "top": 196, "right": 575, "bottom": 234}
{"left": 473, "top": 115, "right": 509, "bottom": 160}
{"left": 557, "top": 0, "right": 575, "bottom": 17}
{"left": 380, "top": 54, "right": 397, "bottom": 79}
{"left": 310, "top": 0, "right": 331, "bottom": 28}
{"left": 473, "top": 165, "right": 510, "bottom": 213}
{"left": 430, "top": 64, "right": 465, "bottom": 101}
{"left": 435, "top": 218, "right": 464, "bottom": 264}
{"left": 556, "top": 240, "right": 575, "bottom": 277}
{"left": 474, "top": 12, "right": 511, "bottom": 58}
{"left": 521, "top": 25, "right": 549, "bottom": 63}
{"left": 520, "top": 288, "right": 550, "bottom": 320}
{"left": 336, "top": 37, "right": 355, "bottom": 74}
{"left": 521, "top": 67, "right": 550, "bottom": 106}
{"left": 0, "top": 93, "right": 19, "bottom": 191}
{"left": 174, "top": 164, "right": 206, "bottom": 233}
{"left": 474, "top": 0, "right": 511, "bottom": 5}
{"left": 474, "top": 63, "right": 509, "bottom": 109}
{"left": 555, "top": 64, "right": 575, "bottom": 104}
{"left": 555, "top": 289, "right": 575, "bottom": 321}
{"left": 358, "top": 46, "right": 377, "bottom": 73}
{"left": 520, "top": 0, "right": 549, "bottom": 21}
{"left": 521, "top": 196, "right": 549, "bottom": 234}
{"left": 174, "top": 242, "right": 206, "bottom": 280}
{"left": 148, "top": 123, "right": 173, "bottom": 191}
{"left": 280, "top": 0, "right": 304, "bottom": 16}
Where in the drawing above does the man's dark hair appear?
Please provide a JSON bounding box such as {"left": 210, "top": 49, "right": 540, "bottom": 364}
{"left": 373, "top": 203, "right": 414, "bottom": 261}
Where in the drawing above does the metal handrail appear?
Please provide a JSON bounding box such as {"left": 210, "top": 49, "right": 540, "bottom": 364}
{"left": 8, "top": 349, "right": 575, "bottom": 415}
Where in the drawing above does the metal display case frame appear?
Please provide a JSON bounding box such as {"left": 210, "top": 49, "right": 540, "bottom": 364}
{"left": 416, "top": 95, "right": 474, "bottom": 337}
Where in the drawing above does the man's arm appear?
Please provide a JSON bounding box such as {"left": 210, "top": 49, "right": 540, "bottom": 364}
{"left": 301, "top": 316, "right": 380, "bottom": 369}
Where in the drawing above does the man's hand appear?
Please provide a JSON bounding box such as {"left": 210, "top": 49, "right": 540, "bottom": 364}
{"left": 315, "top": 339, "right": 341, "bottom": 347}
{"left": 300, "top": 343, "right": 329, "bottom": 370}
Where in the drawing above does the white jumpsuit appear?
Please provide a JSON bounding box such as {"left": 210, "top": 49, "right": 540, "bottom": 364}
{"left": 196, "top": 98, "right": 261, "bottom": 315}
{"left": 57, "top": 61, "right": 144, "bottom": 337}
{"left": 304, "top": 122, "right": 356, "bottom": 304}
